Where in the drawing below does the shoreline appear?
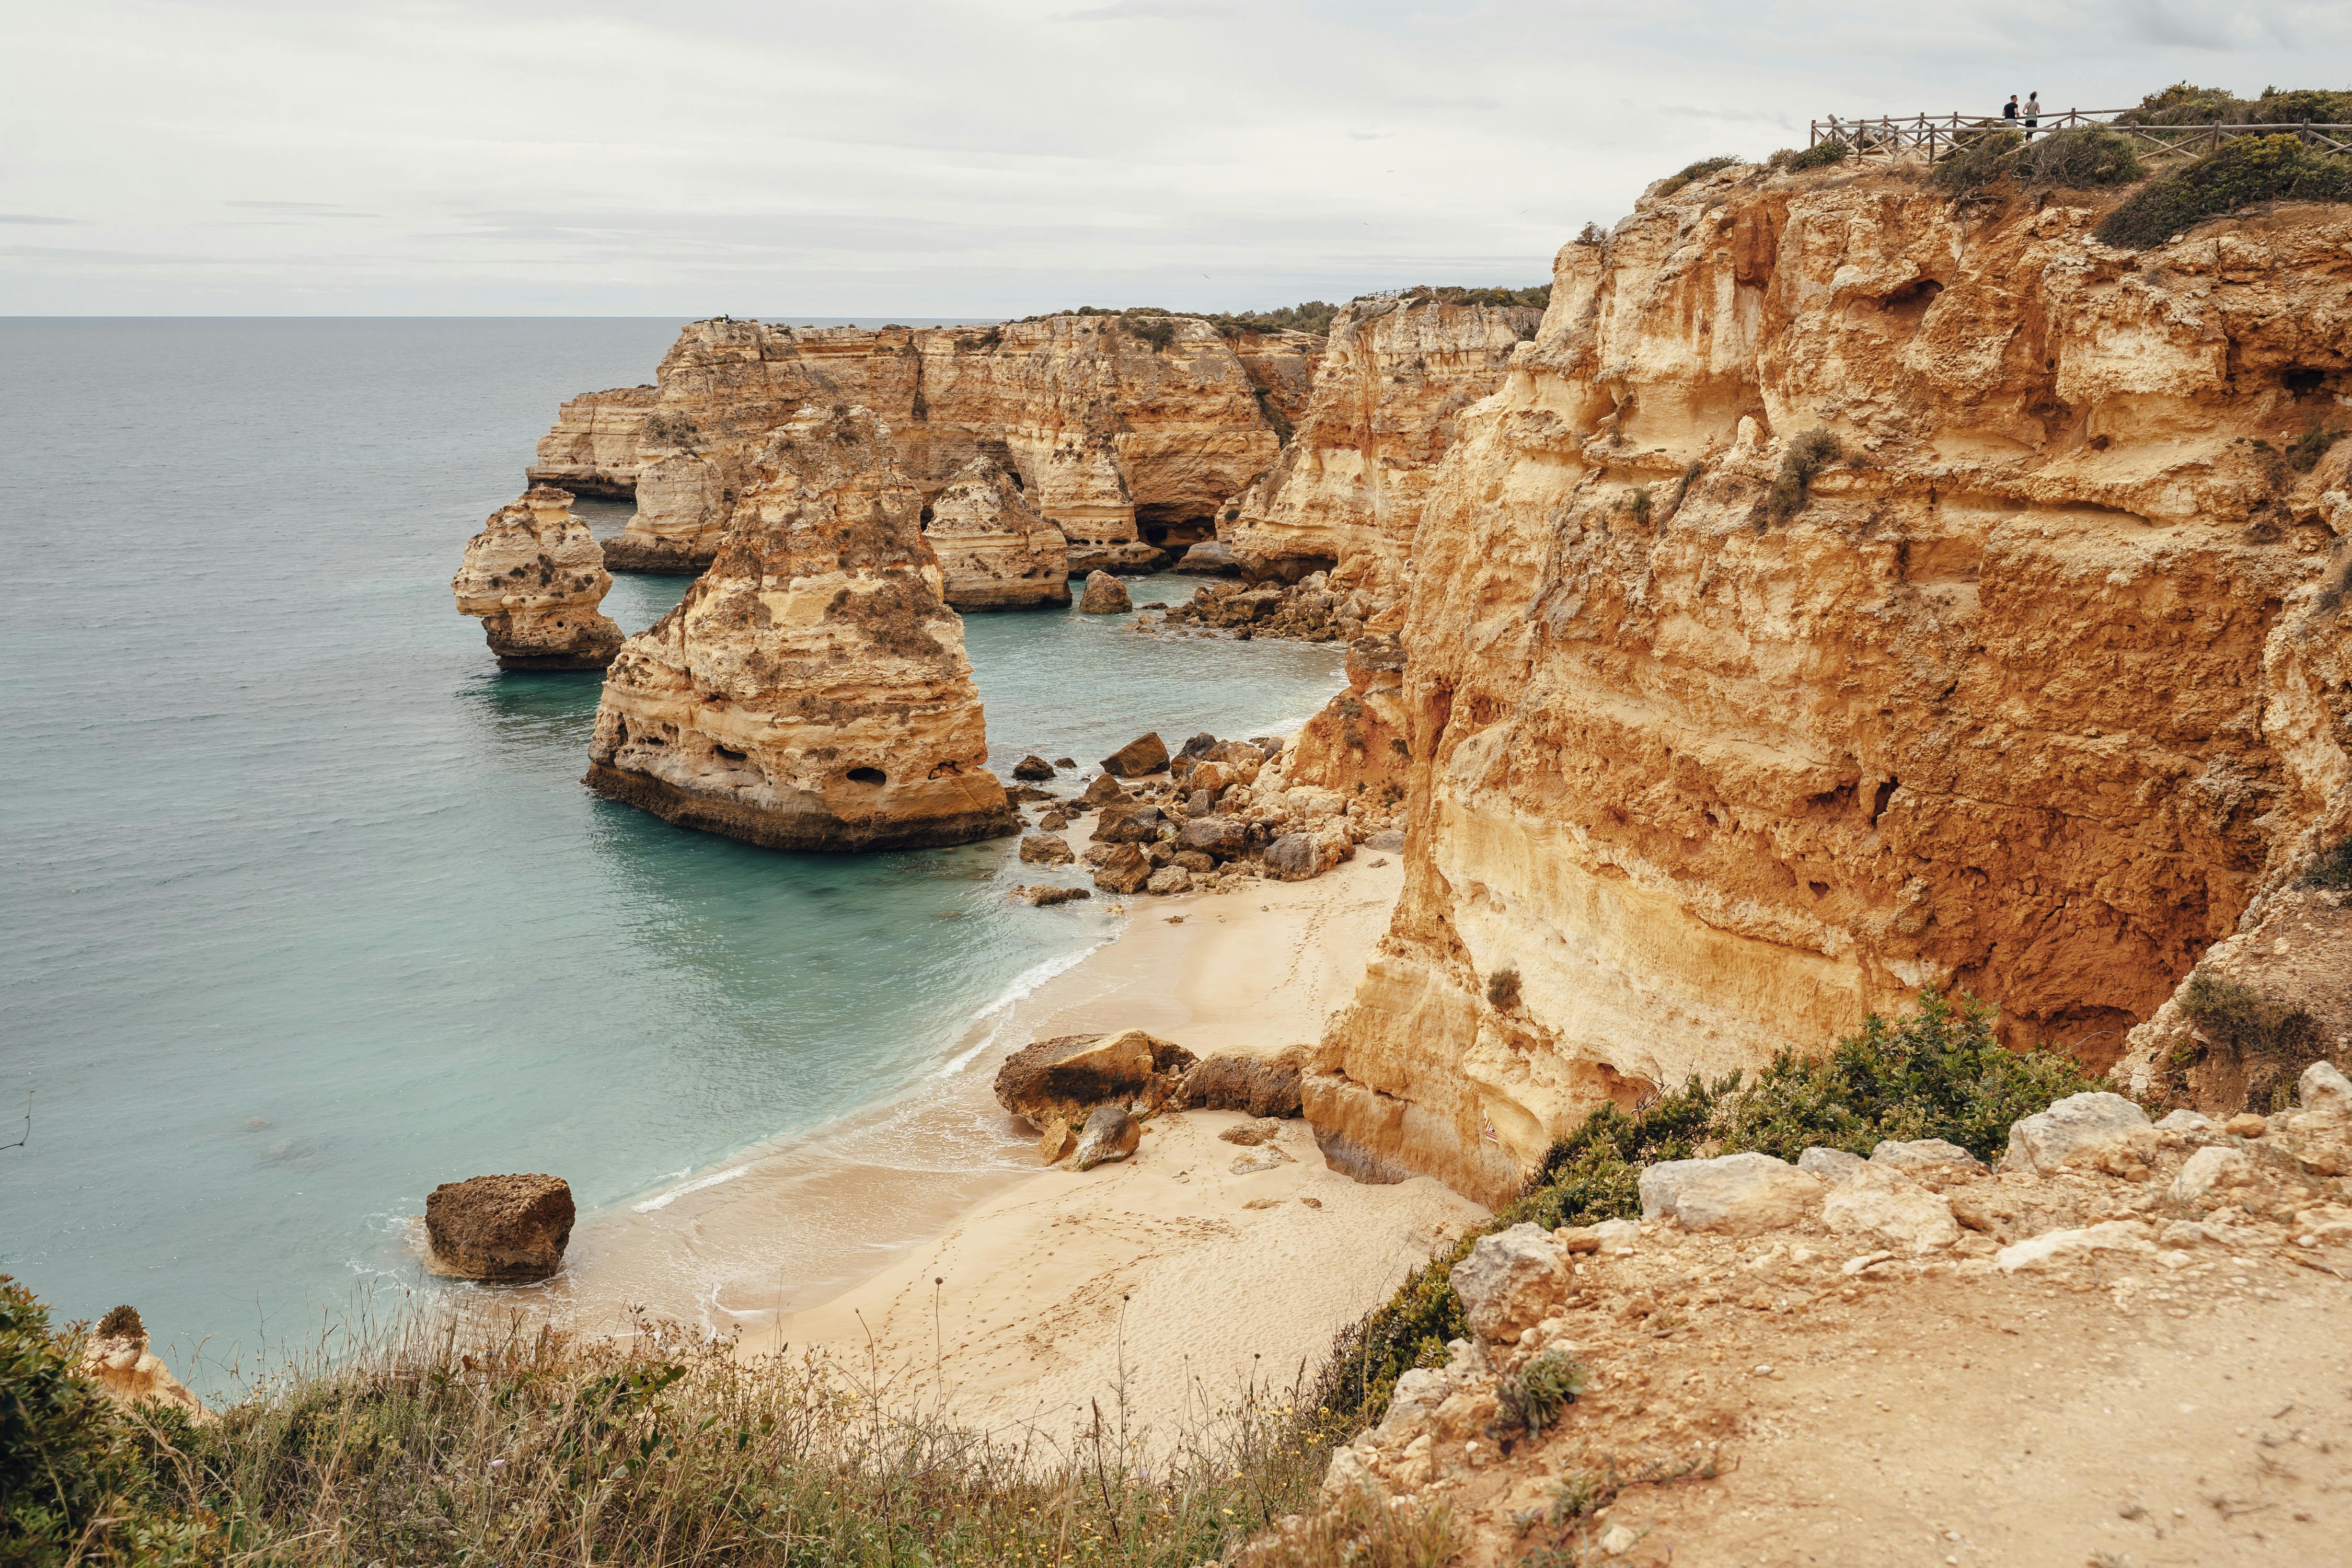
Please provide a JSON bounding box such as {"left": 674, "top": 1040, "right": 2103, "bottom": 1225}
{"left": 520, "top": 839, "right": 1475, "bottom": 1406}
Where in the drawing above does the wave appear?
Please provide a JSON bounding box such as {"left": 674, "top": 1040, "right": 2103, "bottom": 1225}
{"left": 631, "top": 1162, "right": 752, "bottom": 1214}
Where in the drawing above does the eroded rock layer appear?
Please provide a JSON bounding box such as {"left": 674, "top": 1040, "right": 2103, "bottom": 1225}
{"left": 1315, "top": 168, "right": 2352, "bottom": 1206}
{"left": 586, "top": 404, "right": 1016, "bottom": 850}
{"left": 527, "top": 385, "right": 656, "bottom": 498}
{"left": 923, "top": 458, "right": 1070, "bottom": 610}
{"left": 1221, "top": 297, "right": 1541, "bottom": 604}
{"left": 451, "top": 486, "right": 623, "bottom": 670}
{"left": 594, "top": 315, "right": 1285, "bottom": 578}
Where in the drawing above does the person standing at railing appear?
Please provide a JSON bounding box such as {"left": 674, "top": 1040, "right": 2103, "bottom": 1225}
{"left": 2024, "top": 92, "right": 2040, "bottom": 137}
{"left": 2004, "top": 94, "right": 2020, "bottom": 126}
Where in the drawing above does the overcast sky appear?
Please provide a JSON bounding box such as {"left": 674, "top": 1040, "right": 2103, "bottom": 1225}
{"left": 3, "top": 1, "right": 2344, "bottom": 316}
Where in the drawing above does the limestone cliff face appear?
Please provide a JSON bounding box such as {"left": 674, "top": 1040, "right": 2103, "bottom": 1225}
{"left": 1222, "top": 298, "right": 1540, "bottom": 598}
{"left": 1312, "top": 169, "right": 2352, "bottom": 1206}
{"left": 586, "top": 404, "right": 1016, "bottom": 850}
{"left": 528, "top": 385, "right": 656, "bottom": 498}
{"left": 595, "top": 315, "right": 1282, "bottom": 577}
{"left": 924, "top": 457, "right": 1070, "bottom": 610}
{"left": 451, "top": 486, "right": 623, "bottom": 669}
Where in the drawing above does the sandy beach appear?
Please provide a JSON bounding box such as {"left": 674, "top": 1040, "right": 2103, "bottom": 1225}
{"left": 546, "top": 839, "right": 1486, "bottom": 1429}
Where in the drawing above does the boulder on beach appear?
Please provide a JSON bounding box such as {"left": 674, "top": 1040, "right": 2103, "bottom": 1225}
{"left": 1078, "top": 571, "right": 1132, "bottom": 614}
{"left": 1183, "top": 1046, "right": 1308, "bottom": 1118}
{"left": 1011, "top": 883, "right": 1091, "bottom": 907}
{"left": 1073, "top": 1103, "right": 1142, "bottom": 1170}
{"left": 1019, "top": 833, "right": 1075, "bottom": 865}
{"left": 1081, "top": 772, "right": 1130, "bottom": 807}
{"left": 1011, "top": 755, "right": 1056, "bottom": 781}
{"left": 993, "top": 1028, "right": 1196, "bottom": 1128}
{"left": 1146, "top": 864, "right": 1192, "bottom": 894}
{"left": 1091, "top": 803, "right": 1165, "bottom": 844}
{"left": 1177, "top": 816, "right": 1248, "bottom": 861}
{"left": 1101, "top": 732, "right": 1170, "bottom": 776}
{"left": 1093, "top": 842, "right": 1152, "bottom": 893}
{"left": 424, "top": 1173, "right": 575, "bottom": 1281}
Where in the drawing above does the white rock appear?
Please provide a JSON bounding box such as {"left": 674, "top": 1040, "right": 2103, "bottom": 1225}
{"left": 1870, "top": 1138, "right": 1985, "bottom": 1176}
{"left": 1320, "top": 1442, "right": 1380, "bottom": 1501}
{"left": 1447, "top": 1222, "right": 1570, "bottom": 1343}
{"left": 1597, "top": 1523, "right": 1640, "bottom": 1556}
{"left": 1797, "top": 1146, "right": 1867, "bottom": 1183}
{"left": 1823, "top": 1162, "right": 1961, "bottom": 1253}
{"left": 2157, "top": 1109, "right": 2216, "bottom": 1133}
{"left": 1639, "top": 1152, "right": 1824, "bottom": 1236}
{"left": 2301, "top": 1061, "right": 2352, "bottom": 1116}
{"left": 1590, "top": 1218, "right": 1642, "bottom": 1247}
{"left": 2001, "top": 1092, "right": 2157, "bottom": 1177}
{"left": 1996, "top": 1220, "right": 2157, "bottom": 1273}
{"left": 1375, "top": 1367, "right": 1452, "bottom": 1443}
{"left": 2170, "top": 1145, "right": 2254, "bottom": 1204}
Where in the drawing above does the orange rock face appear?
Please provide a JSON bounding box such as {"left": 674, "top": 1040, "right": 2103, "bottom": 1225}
{"left": 451, "top": 486, "right": 623, "bottom": 670}
{"left": 527, "top": 385, "right": 656, "bottom": 498}
{"left": 594, "top": 315, "right": 1292, "bottom": 578}
{"left": 1314, "top": 168, "right": 2352, "bottom": 1206}
{"left": 1221, "top": 297, "right": 1540, "bottom": 601}
{"left": 587, "top": 404, "right": 1016, "bottom": 851}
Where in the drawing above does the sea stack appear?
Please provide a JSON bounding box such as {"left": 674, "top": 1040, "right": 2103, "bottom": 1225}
{"left": 922, "top": 457, "right": 1070, "bottom": 610}
{"left": 586, "top": 403, "right": 1019, "bottom": 851}
{"left": 451, "top": 486, "right": 624, "bottom": 669}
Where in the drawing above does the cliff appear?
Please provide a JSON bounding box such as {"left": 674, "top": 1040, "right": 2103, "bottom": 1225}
{"left": 594, "top": 315, "right": 1288, "bottom": 577}
{"left": 527, "top": 385, "right": 657, "bottom": 498}
{"left": 1221, "top": 297, "right": 1541, "bottom": 606}
{"left": 923, "top": 457, "right": 1070, "bottom": 610}
{"left": 1311, "top": 167, "right": 2352, "bottom": 1206}
{"left": 585, "top": 403, "right": 1016, "bottom": 850}
{"left": 450, "top": 486, "right": 624, "bottom": 669}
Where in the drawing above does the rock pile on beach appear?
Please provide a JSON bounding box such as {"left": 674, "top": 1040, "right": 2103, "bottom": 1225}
{"left": 1149, "top": 570, "right": 1371, "bottom": 643}
{"left": 1273, "top": 1064, "right": 2352, "bottom": 1566}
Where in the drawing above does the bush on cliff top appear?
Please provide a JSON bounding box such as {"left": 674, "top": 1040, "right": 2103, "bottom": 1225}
{"left": 2119, "top": 82, "right": 2352, "bottom": 128}
{"left": 1771, "top": 140, "right": 1849, "bottom": 172}
{"left": 2094, "top": 133, "right": 2352, "bottom": 247}
{"left": 1, "top": 1275, "right": 209, "bottom": 1566}
{"left": 1656, "top": 155, "right": 1745, "bottom": 197}
{"left": 1311, "top": 988, "right": 2096, "bottom": 1427}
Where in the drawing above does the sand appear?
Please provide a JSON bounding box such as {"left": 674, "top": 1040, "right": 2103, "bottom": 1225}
{"left": 730, "top": 848, "right": 1488, "bottom": 1435}
{"left": 551, "top": 842, "right": 1486, "bottom": 1435}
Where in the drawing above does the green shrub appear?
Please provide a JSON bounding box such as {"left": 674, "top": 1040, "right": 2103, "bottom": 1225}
{"left": 1778, "top": 141, "right": 1850, "bottom": 172}
{"left": 1125, "top": 313, "right": 1179, "bottom": 351}
{"left": 2305, "top": 834, "right": 2352, "bottom": 890}
{"left": 2119, "top": 83, "right": 2352, "bottom": 128}
{"left": 1764, "top": 428, "right": 1842, "bottom": 523}
{"left": 2180, "top": 971, "right": 2321, "bottom": 1060}
{"left": 1712, "top": 987, "right": 2096, "bottom": 1162}
{"left": 2094, "top": 133, "right": 2352, "bottom": 248}
{"left": 1491, "top": 1350, "right": 1587, "bottom": 1439}
{"left": 0, "top": 1276, "right": 209, "bottom": 1566}
{"left": 2010, "top": 126, "right": 2143, "bottom": 189}
{"left": 2251, "top": 88, "right": 2352, "bottom": 126}
{"left": 1931, "top": 129, "right": 2023, "bottom": 193}
{"left": 2287, "top": 419, "right": 2345, "bottom": 472}
{"left": 1656, "top": 155, "right": 1744, "bottom": 197}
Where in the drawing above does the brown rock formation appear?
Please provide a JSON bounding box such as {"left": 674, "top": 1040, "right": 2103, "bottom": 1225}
{"left": 527, "top": 385, "right": 656, "bottom": 498}
{"left": 591, "top": 314, "right": 1283, "bottom": 574}
{"left": 1077, "top": 570, "right": 1131, "bottom": 614}
{"left": 993, "top": 1028, "right": 1196, "bottom": 1128}
{"left": 1221, "top": 296, "right": 1540, "bottom": 603}
{"left": 1314, "top": 172, "right": 2352, "bottom": 1206}
{"left": 79, "top": 1306, "right": 206, "bottom": 1419}
{"left": 424, "top": 1173, "right": 575, "bottom": 1281}
{"left": 451, "top": 486, "right": 624, "bottom": 669}
{"left": 1288, "top": 633, "right": 1412, "bottom": 802}
{"left": 586, "top": 403, "right": 1018, "bottom": 851}
{"left": 922, "top": 457, "right": 1069, "bottom": 610}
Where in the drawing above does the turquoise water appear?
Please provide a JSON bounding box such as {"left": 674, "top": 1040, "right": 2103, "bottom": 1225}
{"left": 0, "top": 318, "right": 1341, "bottom": 1380}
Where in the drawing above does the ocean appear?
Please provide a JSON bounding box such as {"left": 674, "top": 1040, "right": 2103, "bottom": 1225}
{"left": 0, "top": 318, "right": 1344, "bottom": 1386}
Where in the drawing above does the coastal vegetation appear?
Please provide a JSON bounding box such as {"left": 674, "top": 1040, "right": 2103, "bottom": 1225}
{"left": 1310, "top": 989, "right": 2098, "bottom": 1427}
{"left": 5, "top": 1283, "right": 1344, "bottom": 1567}
{"left": 2094, "top": 131, "right": 2352, "bottom": 247}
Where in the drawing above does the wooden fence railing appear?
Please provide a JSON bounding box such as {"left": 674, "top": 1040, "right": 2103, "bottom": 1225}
{"left": 1811, "top": 110, "right": 2352, "bottom": 165}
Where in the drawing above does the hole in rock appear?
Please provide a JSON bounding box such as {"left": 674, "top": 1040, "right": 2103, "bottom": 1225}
{"left": 1869, "top": 778, "right": 1899, "bottom": 824}
{"left": 714, "top": 745, "right": 747, "bottom": 763}
{"left": 847, "top": 767, "right": 887, "bottom": 785}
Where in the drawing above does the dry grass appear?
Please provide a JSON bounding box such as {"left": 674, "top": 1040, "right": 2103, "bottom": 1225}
{"left": 75, "top": 1302, "right": 1343, "bottom": 1567}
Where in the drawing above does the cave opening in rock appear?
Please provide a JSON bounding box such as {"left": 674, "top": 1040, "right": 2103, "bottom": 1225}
{"left": 846, "top": 766, "right": 886, "bottom": 785}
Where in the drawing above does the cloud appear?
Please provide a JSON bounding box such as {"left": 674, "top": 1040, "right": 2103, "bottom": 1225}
{"left": 1060, "top": 1, "right": 1233, "bottom": 19}
{"left": 0, "top": 214, "right": 84, "bottom": 225}
{"left": 2126, "top": 0, "right": 2235, "bottom": 50}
